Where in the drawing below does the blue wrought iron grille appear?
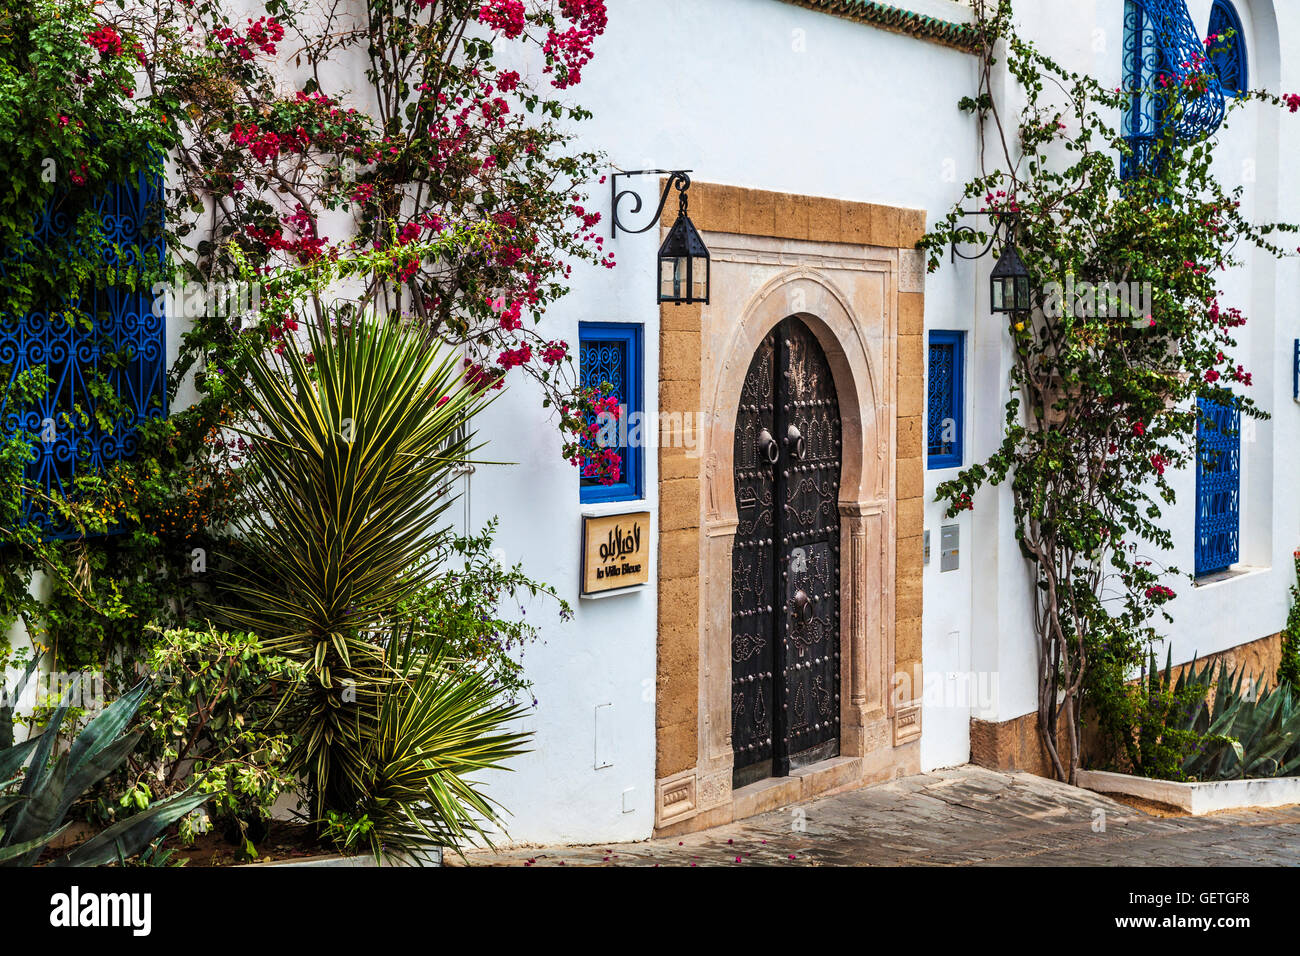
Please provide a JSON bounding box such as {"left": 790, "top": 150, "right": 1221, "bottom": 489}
{"left": 1123, "top": 0, "right": 1161, "bottom": 179}
{"left": 578, "top": 322, "right": 643, "bottom": 503}
{"left": 1207, "top": 1, "right": 1248, "bottom": 96}
{"left": 1122, "top": 0, "right": 1226, "bottom": 180}
{"left": 1195, "top": 394, "right": 1241, "bottom": 577}
{"left": 1294, "top": 339, "right": 1300, "bottom": 402}
{"left": 927, "top": 331, "right": 964, "bottom": 470}
{"left": 0, "top": 171, "right": 166, "bottom": 539}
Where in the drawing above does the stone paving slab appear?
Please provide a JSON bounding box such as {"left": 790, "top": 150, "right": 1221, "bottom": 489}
{"left": 455, "top": 766, "right": 1300, "bottom": 867}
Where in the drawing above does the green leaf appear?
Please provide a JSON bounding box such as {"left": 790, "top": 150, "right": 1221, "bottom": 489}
{"left": 67, "top": 681, "right": 147, "bottom": 779}
{"left": 53, "top": 787, "right": 210, "bottom": 868}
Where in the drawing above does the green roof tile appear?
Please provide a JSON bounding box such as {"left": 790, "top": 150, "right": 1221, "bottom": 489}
{"left": 774, "top": 0, "right": 982, "bottom": 52}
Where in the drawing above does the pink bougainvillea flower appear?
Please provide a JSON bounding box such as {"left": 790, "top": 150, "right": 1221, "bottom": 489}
{"left": 86, "top": 25, "right": 124, "bottom": 57}
{"left": 478, "top": 0, "right": 526, "bottom": 38}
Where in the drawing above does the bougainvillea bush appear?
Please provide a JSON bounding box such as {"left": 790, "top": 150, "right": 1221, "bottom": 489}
{"left": 0, "top": 0, "right": 613, "bottom": 664}
{"left": 134, "top": 0, "right": 618, "bottom": 478}
{"left": 920, "top": 0, "right": 1300, "bottom": 783}
{"left": 0, "top": 0, "right": 614, "bottom": 855}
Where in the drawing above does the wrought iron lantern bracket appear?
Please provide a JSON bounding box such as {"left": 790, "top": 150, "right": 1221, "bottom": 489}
{"left": 610, "top": 169, "right": 693, "bottom": 238}
{"left": 948, "top": 209, "right": 1019, "bottom": 263}
{"left": 949, "top": 209, "right": 1033, "bottom": 315}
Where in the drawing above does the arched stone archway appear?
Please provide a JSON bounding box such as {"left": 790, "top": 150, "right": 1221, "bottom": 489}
{"left": 654, "top": 183, "right": 927, "bottom": 835}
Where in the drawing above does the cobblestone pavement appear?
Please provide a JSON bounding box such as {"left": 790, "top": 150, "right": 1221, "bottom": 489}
{"left": 457, "top": 766, "right": 1300, "bottom": 866}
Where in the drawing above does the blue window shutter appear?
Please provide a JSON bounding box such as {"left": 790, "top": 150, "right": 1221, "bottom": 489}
{"left": 578, "top": 322, "right": 643, "bottom": 503}
{"left": 2, "top": 169, "right": 166, "bottom": 539}
{"left": 927, "top": 331, "right": 965, "bottom": 470}
{"left": 1207, "top": 1, "right": 1248, "bottom": 97}
{"left": 1195, "top": 394, "right": 1241, "bottom": 576}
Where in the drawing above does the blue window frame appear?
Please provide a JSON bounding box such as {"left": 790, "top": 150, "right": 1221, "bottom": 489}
{"left": 1195, "top": 394, "right": 1241, "bottom": 577}
{"left": 927, "top": 331, "right": 965, "bottom": 470}
{"left": 579, "top": 322, "right": 643, "bottom": 503}
{"left": 1207, "top": 0, "right": 1248, "bottom": 97}
{"left": 1, "top": 170, "right": 166, "bottom": 538}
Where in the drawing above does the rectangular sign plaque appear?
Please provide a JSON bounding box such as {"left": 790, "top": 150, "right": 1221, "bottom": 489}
{"left": 581, "top": 512, "right": 651, "bottom": 596}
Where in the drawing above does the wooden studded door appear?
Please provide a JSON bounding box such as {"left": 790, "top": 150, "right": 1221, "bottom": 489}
{"left": 731, "top": 317, "right": 842, "bottom": 788}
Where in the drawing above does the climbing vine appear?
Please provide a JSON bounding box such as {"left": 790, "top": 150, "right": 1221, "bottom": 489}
{"left": 920, "top": 0, "right": 1300, "bottom": 782}
{"left": 129, "top": 0, "right": 616, "bottom": 473}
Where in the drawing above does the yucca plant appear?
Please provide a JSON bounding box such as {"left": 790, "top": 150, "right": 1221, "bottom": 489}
{"left": 342, "top": 630, "right": 529, "bottom": 861}
{"left": 219, "top": 312, "right": 527, "bottom": 853}
{"left": 0, "top": 679, "right": 208, "bottom": 866}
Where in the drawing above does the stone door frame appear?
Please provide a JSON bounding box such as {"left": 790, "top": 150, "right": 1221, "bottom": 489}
{"left": 654, "top": 183, "right": 927, "bottom": 837}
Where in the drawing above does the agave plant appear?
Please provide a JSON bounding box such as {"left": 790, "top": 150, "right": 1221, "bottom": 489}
{"left": 1177, "top": 656, "right": 1300, "bottom": 781}
{"left": 219, "top": 313, "right": 528, "bottom": 852}
{"left": 0, "top": 679, "right": 209, "bottom": 866}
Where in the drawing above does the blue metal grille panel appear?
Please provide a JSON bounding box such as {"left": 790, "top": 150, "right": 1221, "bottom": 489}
{"left": 578, "top": 322, "right": 642, "bottom": 503}
{"left": 0, "top": 171, "right": 166, "bottom": 538}
{"left": 1123, "top": 0, "right": 1162, "bottom": 180}
{"left": 1294, "top": 338, "right": 1300, "bottom": 402}
{"left": 1207, "top": 1, "right": 1248, "bottom": 96}
{"left": 1195, "top": 395, "right": 1240, "bottom": 577}
{"left": 927, "top": 331, "right": 964, "bottom": 470}
{"left": 1122, "top": 0, "right": 1226, "bottom": 180}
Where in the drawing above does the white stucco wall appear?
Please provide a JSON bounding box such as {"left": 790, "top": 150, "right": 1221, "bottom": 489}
{"left": 450, "top": 0, "right": 1300, "bottom": 841}
{"left": 471, "top": 0, "right": 981, "bottom": 842}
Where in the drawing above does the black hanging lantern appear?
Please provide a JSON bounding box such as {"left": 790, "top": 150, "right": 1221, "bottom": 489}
{"left": 657, "top": 186, "right": 709, "bottom": 306}
{"left": 610, "top": 169, "right": 711, "bottom": 305}
{"left": 989, "top": 242, "right": 1031, "bottom": 314}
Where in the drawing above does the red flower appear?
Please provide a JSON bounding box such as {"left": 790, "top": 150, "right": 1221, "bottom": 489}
{"left": 464, "top": 359, "right": 505, "bottom": 394}
{"left": 86, "top": 25, "right": 124, "bottom": 57}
